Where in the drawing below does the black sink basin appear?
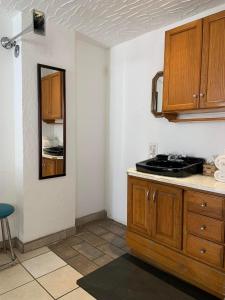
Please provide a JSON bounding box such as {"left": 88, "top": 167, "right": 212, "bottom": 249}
{"left": 136, "top": 155, "right": 205, "bottom": 178}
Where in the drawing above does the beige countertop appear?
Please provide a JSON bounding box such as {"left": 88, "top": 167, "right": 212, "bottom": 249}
{"left": 127, "top": 168, "right": 225, "bottom": 196}
{"left": 42, "top": 154, "right": 64, "bottom": 160}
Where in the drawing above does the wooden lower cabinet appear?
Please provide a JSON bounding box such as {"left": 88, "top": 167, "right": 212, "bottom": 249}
{"left": 128, "top": 177, "right": 151, "bottom": 237}
{"left": 127, "top": 175, "right": 225, "bottom": 298}
{"left": 151, "top": 183, "right": 183, "bottom": 249}
{"left": 42, "top": 157, "right": 64, "bottom": 177}
{"left": 128, "top": 178, "right": 182, "bottom": 248}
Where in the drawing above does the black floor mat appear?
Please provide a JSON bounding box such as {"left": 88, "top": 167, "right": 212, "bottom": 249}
{"left": 77, "top": 253, "right": 219, "bottom": 300}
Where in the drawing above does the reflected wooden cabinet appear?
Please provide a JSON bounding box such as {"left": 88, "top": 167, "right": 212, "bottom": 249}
{"left": 163, "top": 10, "right": 225, "bottom": 113}
{"left": 127, "top": 177, "right": 182, "bottom": 249}
{"left": 42, "top": 158, "right": 64, "bottom": 177}
{"left": 41, "top": 71, "right": 63, "bottom": 121}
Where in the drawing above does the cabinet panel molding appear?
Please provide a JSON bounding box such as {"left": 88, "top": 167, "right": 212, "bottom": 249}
{"left": 200, "top": 10, "right": 225, "bottom": 108}
{"left": 127, "top": 177, "right": 151, "bottom": 237}
{"left": 151, "top": 183, "right": 183, "bottom": 249}
{"left": 163, "top": 20, "right": 202, "bottom": 112}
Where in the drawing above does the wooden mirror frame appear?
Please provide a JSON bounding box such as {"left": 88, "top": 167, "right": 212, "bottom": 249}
{"left": 37, "top": 64, "right": 66, "bottom": 180}
{"left": 151, "top": 71, "right": 164, "bottom": 118}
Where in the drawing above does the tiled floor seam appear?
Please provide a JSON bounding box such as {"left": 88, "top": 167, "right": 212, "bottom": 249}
{"left": 71, "top": 240, "right": 107, "bottom": 259}
{"left": 37, "top": 275, "right": 81, "bottom": 300}
{"left": 15, "top": 249, "right": 51, "bottom": 264}
{"left": 83, "top": 228, "right": 126, "bottom": 251}
{"left": 0, "top": 219, "right": 126, "bottom": 299}
{"left": 19, "top": 256, "right": 60, "bottom": 299}
{"left": 56, "top": 286, "right": 80, "bottom": 299}
{"left": 0, "top": 278, "right": 34, "bottom": 297}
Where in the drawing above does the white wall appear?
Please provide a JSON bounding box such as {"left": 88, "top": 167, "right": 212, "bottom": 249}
{"left": 0, "top": 10, "right": 108, "bottom": 243}
{"left": 0, "top": 9, "right": 17, "bottom": 239}
{"left": 18, "top": 13, "right": 76, "bottom": 242}
{"left": 76, "top": 34, "right": 108, "bottom": 218}
{"left": 107, "top": 3, "right": 225, "bottom": 225}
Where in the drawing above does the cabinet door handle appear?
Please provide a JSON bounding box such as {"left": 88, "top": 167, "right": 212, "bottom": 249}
{"left": 146, "top": 190, "right": 150, "bottom": 200}
{"left": 193, "top": 94, "right": 198, "bottom": 98}
{"left": 200, "top": 225, "right": 207, "bottom": 231}
{"left": 152, "top": 191, "right": 157, "bottom": 202}
{"left": 201, "top": 202, "right": 207, "bottom": 208}
{"left": 200, "top": 93, "right": 205, "bottom": 97}
{"left": 200, "top": 248, "right": 206, "bottom": 254}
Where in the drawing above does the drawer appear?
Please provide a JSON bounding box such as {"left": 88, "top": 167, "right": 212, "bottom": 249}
{"left": 187, "top": 212, "right": 224, "bottom": 243}
{"left": 186, "top": 234, "right": 224, "bottom": 267}
{"left": 185, "top": 191, "right": 224, "bottom": 219}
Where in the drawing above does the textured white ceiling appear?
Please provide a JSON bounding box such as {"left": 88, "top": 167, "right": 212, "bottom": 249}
{"left": 0, "top": 0, "right": 224, "bottom": 46}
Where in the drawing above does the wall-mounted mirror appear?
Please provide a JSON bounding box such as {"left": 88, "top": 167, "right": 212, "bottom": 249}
{"left": 151, "top": 71, "right": 164, "bottom": 117}
{"left": 38, "top": 64, "right": 66, "bottom": 179}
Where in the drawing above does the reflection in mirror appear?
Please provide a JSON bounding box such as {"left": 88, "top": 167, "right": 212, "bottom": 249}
{"left": 38, "top": 64, "right": 66, "bottom": 179}
{"left": 151, "top": 71, "right": 164, "bottom": 117}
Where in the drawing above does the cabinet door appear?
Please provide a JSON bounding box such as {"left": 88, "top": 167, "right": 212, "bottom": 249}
{"left": 42, "top": 158, "right": 56, "bottom": 177}
{"left": 200, "top": 11, "right": 225, "bottom": 108}
{"left": 56, "top": 159, "right": 64, "bottom": 175}
{"left": 41, "top": 77, "right": 51, "bottom": 120}
{"left": 151, "top": 183, "right": 183, "bottom": 249}
{"left": 50, "top": 72, "right": 63, "bottom": 119}
{"left": 127, "top": 177, "right": 151, "bottom": 236}
{"left": 163, "top": 20, "right": 202, "bottom": 112}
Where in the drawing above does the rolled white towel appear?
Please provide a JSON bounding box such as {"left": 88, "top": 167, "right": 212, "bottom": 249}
{"left": 214, "top": 170, "right": 225, "bottom": 183}
{"left": 215, "top": 155, "right": 225, "bottom": 171}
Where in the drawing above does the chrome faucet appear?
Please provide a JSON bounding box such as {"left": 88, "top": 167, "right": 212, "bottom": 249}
{"left": 168, "top": 154, "right": 183, "bottom": 161}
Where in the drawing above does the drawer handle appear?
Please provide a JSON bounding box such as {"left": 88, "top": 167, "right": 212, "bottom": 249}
{"left": 201, "top": 202, "right": 207, "bottom": 207}
{"left": 200, "top": 248, "right": 206, "bottom": 254}
{"left": 200, "top": 225, "right": 207, "bottom": 231}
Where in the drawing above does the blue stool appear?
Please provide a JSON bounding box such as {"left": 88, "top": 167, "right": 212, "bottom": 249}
{"left": 0, "top": 203, "right": 16, "bottom": 262}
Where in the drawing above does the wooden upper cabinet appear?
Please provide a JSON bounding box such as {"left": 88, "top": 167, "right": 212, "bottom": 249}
{"left": 151, "top": 183, "right": 183, "bottom": 249}
{"left": 163, "top": 10, "right": 225, "bottom": 113}
{"left": 41, "top": 77, "right": 51, "bottom": 120}
{"left": 50, "top": 72, "right": 63, "bottom": 119}
{"left": 127, "top": 177, "right": 151, "bottom": 237}
{"left": 163, "top": 20, "right": 202, "bottom": 112}
{"left": 200, "top": 10, "right": 225, "bottom": 108}
{"left": 41, "top": 72, "right": 63, "bottom": 121}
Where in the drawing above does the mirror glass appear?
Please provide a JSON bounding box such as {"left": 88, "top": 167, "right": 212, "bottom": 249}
{"left": 151, "top": 71, "right": 164, "bottom": 117}
{"left": 156, "top": 76, "right": 163, "bottom": 113}
{"left": 38, "top": 64, "right": 66, "bottom": 179}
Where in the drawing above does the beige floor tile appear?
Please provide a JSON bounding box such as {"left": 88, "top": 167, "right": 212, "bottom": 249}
{"left": 22, "top": 251, "right": 66, "bottom": 278}
{"left": 0, "top": 264, "right": 33, "bottom": 295}
{"left": 37, "top": 265, "right": 82, "bottom": 299}
{"left": 0, "top": 281, "right": 53, "bottom": 300}
{"left": 60, "top": 288, "right": 95, "bottom": 300}
{"left": 15, "top": 247, "right": 50, "bottom": 262}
